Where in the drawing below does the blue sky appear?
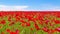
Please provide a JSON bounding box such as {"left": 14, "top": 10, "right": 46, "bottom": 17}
{"left": 0, "top": 0, "right": 60, "bottom": 11}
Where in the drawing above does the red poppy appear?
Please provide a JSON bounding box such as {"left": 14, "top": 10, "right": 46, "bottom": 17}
{"left": 42, "top": 27, "right": 49, "bottom": 32}
{"left": 34, "top": 23, "right": 40, "bottom": 30}
{"left": 1, "top": 32, "right": 4, "bottom": 34}
{"left": 1, "top": 20, "right": 6, "bottom": 25}
{"left": 20, "top": 20, "right": 25, "bottom": 23}
{"left": 50, "top": 23, "right": 54, "bottom": 26}
{"left": 55, "top": 27, "right": 60, "bottom": 32}
{"left": 30, "top": 28, "right": 34, "bottom": 30}
{"left": 10, "top": 32, "right": 17, "bottom": 34}
{"left": 15, "top": 13, "right": 19, "bottom": 17}
{"left": 25, "top": 15, "right": 33, "bottom": 21}
{"left": 8, "top": 16, "right": 11, "bottom": 22}
{"left": 21, "top": 23, "right": 26, "bottom": 27}
{"left": 10, "top": 12, "right": 14, "bottom": 17}
{"left": 6, "top": 29, "right": 11, "bottom": 32}
{"left": 15, "top": 17, "right": 20, "bottom": 21}
{"left": 54, "top": 20, "right": 60, "bottom": 24}
{"left": 9, "top": 22, "right": 15, "bottom": 26}
{"left": 51, "top": 29, "right": 56, "bottom": 33}
{"left": 39, "top": 21, "right": 43, "bottom": 25}
{"left": 45, "top": 20, "right": 49, "bottom": 24}
{"left": 0, "top": 13, "right": 3, "bottom": 17}
{"left": 15, "top": 29, "right": 20, "bottom": 34}
{"left": 26, "top": 22, "right": 30, "bottom": 26}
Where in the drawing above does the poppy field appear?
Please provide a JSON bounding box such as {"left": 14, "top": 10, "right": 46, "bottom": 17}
{"left": 0, "top": 11, "right": 60, "bottom": 34}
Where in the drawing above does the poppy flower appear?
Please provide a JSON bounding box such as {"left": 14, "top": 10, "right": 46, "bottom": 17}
{"left": 21, "top": 23, "right": 26, "bottom": 27}
{"left": 20, "top": 20, "right": 25, "bottom": 23}
{"left": 0, "top": 13, "right": 3, "bottom": 17}
{"left": 34, "top": 23, "right": 40, "bottom": 30}
{"left": 1, "top": 20, "right": 6, "bottom": 25}
{"left": 54, "top": 20, "right": 60, "bottom": 24}
{"left": 55, "top": 27, "right": 60, "bottom": 32}
{"left": 9, "top": 22, "right": 15, "bottom": 26}
{"left": 26, "top": 22, "right": 30, "bottom": 26}
{"left": 15, "top": 17, "right": 20, "bottom": 21}
{"left": 15, "top": 29, "right": 20, "bottom": 34}
{"left": 51, "top": 29, "right": 56, "bottom": 33}
{"left": 42, "top": 27, "right": 49, "bottom": 32}
{"left": 45, "top": 20, "right": 49, "bottom": 24}
{"left": 10, "top": 32, "right": 17, "bottom": 34}
{"left": 8, "top": 16, "right": 11, "bottom": 22}
{"left": 1, "top": 32, "right": 4, "bottom": 34}
{"left": 25, "top": 15, "right": 33, "bottom": 21}
{"left": 30, "top": 28, "right": 34, "bottom": 30}
{"left": 6, "top": 29, "right": 11, "bottom": 32}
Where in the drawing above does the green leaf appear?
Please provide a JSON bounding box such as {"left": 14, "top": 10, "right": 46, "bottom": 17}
{"left": 36, "top": 20, "right": 43, "bottom": 29}
{"left": 56, "top": 18, "right": 60, "bottom": 20}
{"left": 54, "top": 24, "right": 60, "bottom": 28}
{"left": 25, "top": 27, "right": 31, "bottom": 34}
{"left": 36, "top": 30, "right": 43, "bottom": 34}
{"left": 20, "top": 28, "right": 25, "bottom": 34}
{"left": 30, "top": 21, "right": 34, "bottom": 28}
{"left": 42, "top": 30, "right": 48, "bottom": 34}
{"left": 58, "top": 32, "right": 60, "bottom": 34}
{"left": 29, "top": 21, "right": 37, "bottom": 34}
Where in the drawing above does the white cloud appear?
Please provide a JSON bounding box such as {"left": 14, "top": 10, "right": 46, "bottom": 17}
{"left": 0, "top": 5, "right": 28, "bottom": 11}
{"left": 0, "top": 4, "right": 60, "bottom": 11}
